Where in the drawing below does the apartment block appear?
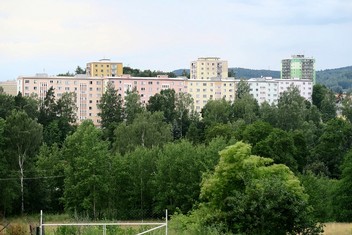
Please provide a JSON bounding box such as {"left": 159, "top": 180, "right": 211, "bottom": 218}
{"left": 190, "top": 57, "right": 228, "bottom": 80}
{"left": 86, "top": 59, "right": 123, "bottom": 77}
{"left": 281, "top": 55, "right": 315, "bottom": 83}
{"left": 17, "top": 74, "right": 187, "bottom": 126}
{"left": 0, "top": 80, "right": 17, "bottom": 95}
{"left": 188, "top": 78, "right": 236, "bottom": 112}
{"left": 248, "top": 77, "right": 313, "bottom": 104}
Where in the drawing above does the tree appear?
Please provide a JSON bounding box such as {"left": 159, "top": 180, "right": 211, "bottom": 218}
{"left": 341, "top": 92, "right": 352, "bottom": 123}
{"left": 276, "top": 85, "right": 308, "bottom": 131}
{"left": 334, "top": 150, "right": 352, "bottom": 221}
{"left": 38, "top": 87, "right": 57, "bottom": 127}
{"left": 320, "top": 89, "right": 337, "bottom": 122}
{"left": 4, "top": 110, "right": 43, "bottom": 214}
{"left": 312, "top": 84, "right": 328, "bottom": 110}
{"left": 62, "top": 120, "right": 110, "bottom": 219}
{"left": 299, "top": 172, "right": 336, "bottom": 222}
{"left": 195, "top": 142, "right": 322, "bottom": 234}
{"left": 153, "top": 141, "right": 204, "bottom": 214}
{"left": 205, "top": 123, "right": 233, "bottom": 143}
{"left": 0, "top": 93, "right": 15, "bottom": 119}
{"left": 258, "top": 101, "right": 278, "bottom": 126}
{"left": 147, "top": 89, "right": 176, "bottom": 124}
{"left": 174, "top": 92, "right": 194, "bottom": 138}
{"left": 38, "top": 88, "right": 77, "bottom": 146}
{"left": 236, "top": 79, "right": 250, "bottom": 99}
{"left": 201, "top": 98, "right": 231, "bottom": 127}
{"left": 231, "top": 93, "right": 259, "bottom": 124}
{"left": 75, "top": 66, "right": 86, "bottom": 75}
{"left": 123, "top": 88, "right": 144, "bottom": 125}
{"left": 242, "top": 121, "right": 273, "bottom": 147}
{"left": 0, "top": 118, "right": 18, "bottom": 215}
{"left": 253, "top": 128, "right": 298, "bottom": 172}
{"left": 113, "top": 111, "right": 172, "bottom": 154}
{"left": 98, "top": 81, "right": 123, "bottom": 142}
{"left": 36, "top": 143, "right": 65, "bottom": 212}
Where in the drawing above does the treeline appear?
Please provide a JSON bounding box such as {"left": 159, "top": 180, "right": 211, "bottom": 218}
{"left": 123, "top": 66, "right": 177, "bottom": 78}
{"left": 1, "top": 82, "right": 352, "bottom": 233}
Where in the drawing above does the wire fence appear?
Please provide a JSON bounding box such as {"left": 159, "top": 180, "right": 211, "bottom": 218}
{"left": 39, "top": 210, "right": 168, "bottom": 235}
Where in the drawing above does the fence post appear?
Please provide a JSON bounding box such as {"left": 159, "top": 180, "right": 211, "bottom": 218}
{"left": 103, "top": 224, "right": 106, "bottom": 235}
{"left": 40, "top": 210, "right": 43, "bottom": 235}
{"left": 165, "top": 209, "right": 168, "bottom": 235}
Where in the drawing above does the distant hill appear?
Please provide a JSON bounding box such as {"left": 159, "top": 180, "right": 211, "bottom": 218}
{"left": 316, "top": 66, "right": 352, "bottom": 93}
{"left": 229, "top": 68, "right": 280, "bottom": 79}
{"left": 173, "top": 68, "right": 280, "bottom": 78}
{"left": 173, "top": 66, "right": 352, "bottom": 92}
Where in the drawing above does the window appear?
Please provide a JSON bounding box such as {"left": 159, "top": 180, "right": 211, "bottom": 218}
{"left": 25, "top": 80, "right": 30, "bottom": 83}
{"left": 148, "top": 81, "right": 153, "bottom": 85}
{"left": 90, "top": 81, "right": 93, "bottom": 84}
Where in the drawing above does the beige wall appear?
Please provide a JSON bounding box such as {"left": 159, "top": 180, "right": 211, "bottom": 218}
{"left": 188, "top": 79, "right": 236, "bottom": 112}
{"left": 0, "top": 80, "right": 17, "bottom": 96}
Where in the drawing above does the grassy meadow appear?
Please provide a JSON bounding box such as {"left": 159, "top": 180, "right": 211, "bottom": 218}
{"left": 1, "top": 215, "right": 352, "bottom": 235}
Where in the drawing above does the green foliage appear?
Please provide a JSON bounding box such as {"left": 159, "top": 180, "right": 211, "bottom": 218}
{"left": 316, "top": 66, "right": 352, "bottom": 92}
{"left": 341, "top": 92, "right": 352, "bottom": 123}
{"left": 147, "top": 89, "right": 176, "bottom": 124}
{"left": 242, "top": 121, "right": 273, "bottom": 147}
{"left": 113, "top": 111, "right": 172, "bottom": 154}
{"left": 62, "top": 120, "right": 110, "bottom": 219}
{"left": 276, "top": 85, "right": 308, "bottom": 131}
{"left": 201, "top": 99, "right": 231, "bottom": 126}
{"left": 36, "top": 143, "right": 65, "bottom": 212}
{"left": 334, "top": 150, "right": 352, "bottom": 221}
{"left": 38, "top": 87, "right": 77, "bottom": 146}
{"left": 196, "top": 142, "right": 322, "bottom": 234}
{"left": 299, "top": 172, "right": 337, "bottom": 222}
{"left": 311, "top": 118, "right": 352, "bottom": 178}
{"left": 153, "top": 140, "right": 203, "bottom": 214}
{"left": 124, "top": 66, "right": 176, "bottom": 78}
{"left": 235, "top": 79, "right": 250, "bottom": 99}
{"left": 231, "top": 93, "right": 259, "bottom": 124}
{"left": 123, "top": 88, "right": 144, "bottom": 124}
{"left": 98, "top": 81, "right": 123, "bottom": 142}
{"left": 205, "top": 123, "right": 233, "bottom": 143}
{"left": 253, "top": 128, "right": 298, "bottom": 172}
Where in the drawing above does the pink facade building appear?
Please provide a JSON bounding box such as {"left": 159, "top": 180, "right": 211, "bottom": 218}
{"left": 17, "top": 74, "right": 188, "bottom": 126}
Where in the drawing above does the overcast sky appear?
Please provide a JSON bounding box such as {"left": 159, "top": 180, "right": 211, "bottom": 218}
{"left": 0, "top": 0, "right": 351, "bottom": 81}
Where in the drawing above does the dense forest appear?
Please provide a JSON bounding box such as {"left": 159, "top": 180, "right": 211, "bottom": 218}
{"left": 1, "top": 82, "right": 352, "bottom": 234}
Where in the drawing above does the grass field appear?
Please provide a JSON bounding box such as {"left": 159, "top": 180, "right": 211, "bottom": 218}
{"left": 2, "top": 215, "right": 352, "bottom": 235}
{"left": 324, "top": 223, "right": 352, "bottom": 235}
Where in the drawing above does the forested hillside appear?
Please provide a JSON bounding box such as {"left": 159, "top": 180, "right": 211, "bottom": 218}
{"left": 2, "top": 83, "right": 352, "bottom": 234}
{"left": 316, "top": 66, "right": 352, "bottom": 92}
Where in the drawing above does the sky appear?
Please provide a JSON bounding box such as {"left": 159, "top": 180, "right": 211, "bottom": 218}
{"left": 0, "top": 0, "right": 351, "bottom": 81}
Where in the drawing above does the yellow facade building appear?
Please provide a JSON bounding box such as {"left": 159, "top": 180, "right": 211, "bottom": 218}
{"left": 190, "top": 57, "right": 228, "bottom": 80}
{"left": 187, "top": 78, "right": 236, "bottom": 112}
{"left": 86, "top": 59, "right": 123, "bottom": 77}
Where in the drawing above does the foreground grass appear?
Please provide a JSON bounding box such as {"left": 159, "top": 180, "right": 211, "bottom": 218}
{"left": 324, "top": 223, "right": 352, "bottom": 235}
{"left": 2, "top": 215, "right": 352, "bottom": 235}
